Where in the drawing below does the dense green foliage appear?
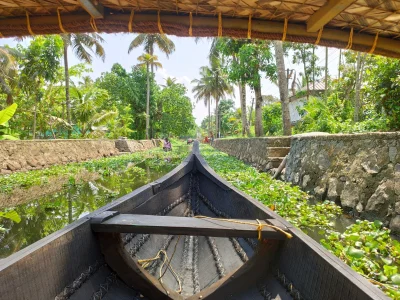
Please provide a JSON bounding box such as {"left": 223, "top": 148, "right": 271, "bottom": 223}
{"left": 157, "top": 82, "right": 195, "bottom": 136}
{"left": 201, "top": 145, "right": 342, "bottom": 229}
{"left": 0, "top": 36, "right": 195, "bottom": 140}
{"left": 262, "top": 102, "right": 283, "bottom": 135}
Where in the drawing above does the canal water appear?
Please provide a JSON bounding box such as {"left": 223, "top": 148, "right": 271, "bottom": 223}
{"left": 0, "top": 162, "right": 176, "bottom": 259}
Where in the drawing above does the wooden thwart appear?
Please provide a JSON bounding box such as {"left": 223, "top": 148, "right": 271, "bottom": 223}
{"left": 91, "top": 212, "right": 287, "bottom": 239}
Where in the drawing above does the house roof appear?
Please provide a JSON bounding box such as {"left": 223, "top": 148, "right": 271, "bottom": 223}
{"left": 300, "top": 81, "right": 326, "bottom": 92}
{"left": 0, "top": 0, "right": 400, "bottom": 58}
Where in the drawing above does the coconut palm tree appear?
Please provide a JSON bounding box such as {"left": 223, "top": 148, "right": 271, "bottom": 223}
{"left": 61, "top": 33, "right": 105, "bottom": 138}
{"left": 0, "top": 46, "right": 20, "bottom": 106}
{"left": 128, "top": 34, "right": 175, "bottom": 74}
{"left": 192, "top": 64, "right": 233, "bottom": 136}
{"left": 192, "top": 68, "right": 213, "bottom": 134}
{"left": 162, "top": 77, "right": 177, "bottom": 88}
{"left": 137, "top": 53, "right": 163, "bottom": 139}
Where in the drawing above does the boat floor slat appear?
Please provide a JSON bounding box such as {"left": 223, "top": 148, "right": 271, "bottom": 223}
{"left": 68, "top": 265, "right": 111, "bottom": 300}
{"left": 102, "top": 278, "right": 145, "bottom": 300}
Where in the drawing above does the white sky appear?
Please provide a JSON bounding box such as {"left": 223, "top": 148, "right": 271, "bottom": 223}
{"left": 0, "top": 34, "right": 342, "bottom": 125}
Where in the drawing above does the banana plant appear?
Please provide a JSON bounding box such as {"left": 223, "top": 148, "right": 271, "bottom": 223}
{"left": 0, "top": 103, "right": 18, "bottom": 140}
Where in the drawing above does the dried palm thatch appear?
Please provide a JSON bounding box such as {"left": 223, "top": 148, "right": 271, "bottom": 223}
{"left": 0, "top": 0, "right": 400, "bottom": 58}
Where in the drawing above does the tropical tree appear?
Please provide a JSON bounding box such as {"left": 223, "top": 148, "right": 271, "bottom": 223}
{"left": 18, "top": 36, "right": 63, "bottom": 139}
{"left": 273, "top": 41, "right": 291, "bottom": 135}
{"left": 0, "top": 46, "right": 20, "bottom": 106}
{"left": 192, "top": 62, "right": 233, "bottom": 137}
{"left": 213, "top": 38, "right": 250, "bottom": 136}
{"left": 137, "top": 53, "right": 162, "bottom": 139}
{"left": 128, "top": 34, "right": 175, "bottom": 74}
{"left": 157, "top": 82, "right": 195, "bottom": 136}
{"left": 61, "top": 33, "right": 105, "bottom": 137}
{"left": 192, "top": 68, "right": 213, "bottom": 134}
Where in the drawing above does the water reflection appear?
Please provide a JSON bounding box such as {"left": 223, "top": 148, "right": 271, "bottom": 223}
{"left": 0, "top": 164, "right": 173, "bottom": 258}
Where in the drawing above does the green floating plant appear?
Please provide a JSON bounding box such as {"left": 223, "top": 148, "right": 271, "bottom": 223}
{"left": 321, "top": 220, "right": 400, "bottom": 298}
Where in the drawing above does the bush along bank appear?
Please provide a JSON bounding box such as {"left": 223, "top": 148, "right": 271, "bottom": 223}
{"left": 200, "top": 145, "right": 400, "bottom": 298}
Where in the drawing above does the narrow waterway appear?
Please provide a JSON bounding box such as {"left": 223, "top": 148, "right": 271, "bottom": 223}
{"left": 0, "top": 162, "right": 176, "bottom": 259}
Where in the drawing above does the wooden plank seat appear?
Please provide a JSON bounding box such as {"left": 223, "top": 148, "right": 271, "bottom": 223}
{"left": 91, "top": 211, "right": 289, "bottom": 240}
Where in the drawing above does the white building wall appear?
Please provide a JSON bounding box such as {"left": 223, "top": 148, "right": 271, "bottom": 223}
{"left": 289, "top": 98, "right": 306, "bottom": 123}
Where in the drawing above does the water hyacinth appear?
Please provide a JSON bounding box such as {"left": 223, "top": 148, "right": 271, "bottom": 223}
{"left": 200, "top": 145, "right": 342, "bottom": 229}
{"left": 321, "top": 220, "right": 400, "bottom": 298}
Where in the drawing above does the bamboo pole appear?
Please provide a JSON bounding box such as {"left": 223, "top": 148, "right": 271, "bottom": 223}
{"left": 0, "top": 13, "right": 400, "bottom": 57}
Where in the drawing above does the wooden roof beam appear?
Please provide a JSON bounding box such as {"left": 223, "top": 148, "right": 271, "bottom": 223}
{"left": 307, "top": 0, "right": 356, "bottom": 32}
{"left": 78, "top": 0, "right": 104, "bottom": 19}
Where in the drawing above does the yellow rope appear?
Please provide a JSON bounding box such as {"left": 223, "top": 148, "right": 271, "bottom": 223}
{"left": 247, "top": 14, "right": 252, "bottom": 39}
{"left": 282, "top": 18, "right": 288, "bottom": 41}
{"left": 189, "top": 12, "right": 193, "bottom": 36}
{"left": 128, "top": 9, "right": 134, "bottom": 33}
{"left": 368, "top": 32, "right": 379, "bottom": 54}
{"left": 345, "top": 27, "right": 353, "bottom": 49}
{"left": 194, "top": 216, "right": 293, "bottom": 240}
{"left": 26, "top": 12, "right": 34, "bottom": 35}
{"left": 57, "top": 8, "right": 67, "bottom": 33}
{"left": 138, "top": 236, "right": 182, "bottom": 293}
{"left": 314, "top": 27, "right": 323, "bottom": 45}
{"left": 90, "top": 17, "right": 98, "bottom": 32}
{"left": 158, "top": 11, "right": 164, "bottom": 34}
{"left": 218, "top": 12, "right": 222, "bottom": 37}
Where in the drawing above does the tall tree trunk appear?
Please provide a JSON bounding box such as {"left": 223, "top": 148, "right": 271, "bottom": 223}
{"left": 146, "top": 62, "right": 150, "bottom": 139}
{"left": 32, "top": 100, "right": 37, "bottom": 139}
{"left": 239, "top": 83, "right": 249, "bottom": 136}
{"left": 208, "top": 99, "right": 211, "bottom": 135}
{"left": 254, "top": 82, "right": 264, "bottom": 137}
{"left": 0, "top": 77, "right": 13, "bottom": 105}
{"left": 149, "top": 46, "right": 154, "bottom": 139}
{"left": 354, "top": 52, "right": 366, "bottom": 122}
{"left": 302, "top": 51, "right": 310, "bottom": 100}
{"left": 274, "top": 41, "right": 291, "bottom": 136}
{"left": 63, "top": 42, "right": 72, "bottom": 138}
{"left": 215, "top": 97, "right": 219, "bottom": 138}
{"left": 338, "top": 49, "right": 342, "bottom": 81}
{"left": 325, "top": 47, "right": 328, "bottom": 98}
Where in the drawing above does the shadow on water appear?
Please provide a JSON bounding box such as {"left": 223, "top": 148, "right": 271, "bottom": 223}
{"left": 0, "top": 163, "right": 174, "bottom": 259}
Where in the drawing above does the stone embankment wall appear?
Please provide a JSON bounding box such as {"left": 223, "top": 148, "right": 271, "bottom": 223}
{"left": 286, "top": 132, "right": 400, "bottom": 232}
{"left": 0, "top": 139, "right": 160, "bottom": 174}
{"left": 214, "top": 133, "right": 400, "bottom": 232}
{"left": 213, "top": 137, "right": 291, "bottom": 171}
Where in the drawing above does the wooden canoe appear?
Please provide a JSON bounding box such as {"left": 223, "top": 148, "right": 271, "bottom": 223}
{"left": 0, "top": 142, "right": 389, "bottom": 300}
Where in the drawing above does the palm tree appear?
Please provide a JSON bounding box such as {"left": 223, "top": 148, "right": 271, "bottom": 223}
{"left": 0, "top": 46, "right": 19, "bottom": 106}
{"left": 162, "top": 77, "right": 177, "bottom": 88}
{"left": 192, "top": 68, "right": 213, "bottom": 134}
{"left": 192, "top": 64, "right": 233, "bottom": 136}
{"left": 137, "top": 53, "right": 163, "bottom": 139}
{"left": 128, "top": 34, "right": 175, "bottom": 74}
{"left": 61, "top": 33, "right": 105, "bottom": 138}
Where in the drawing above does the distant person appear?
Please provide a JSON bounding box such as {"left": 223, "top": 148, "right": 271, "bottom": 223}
{"left": 163, "top": 138, "right": 172, "bottom": 152}
{"left": 210, "top": 132, "right": 214, "bottom": 144}
{"left": 187, "top": 138, "right": 194, "bottom": 145}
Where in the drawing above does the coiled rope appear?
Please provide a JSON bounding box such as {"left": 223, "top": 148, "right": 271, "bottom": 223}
{"left": 137, "top": 236, "right": 182, "bottom": 293}
{"left": 194, "top": 216, "right": 293, "bottom": 240}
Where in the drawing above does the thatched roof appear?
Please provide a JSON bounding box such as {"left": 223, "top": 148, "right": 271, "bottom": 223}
{"left": 1, "top": 0, "right": 400, "bottom": 58}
